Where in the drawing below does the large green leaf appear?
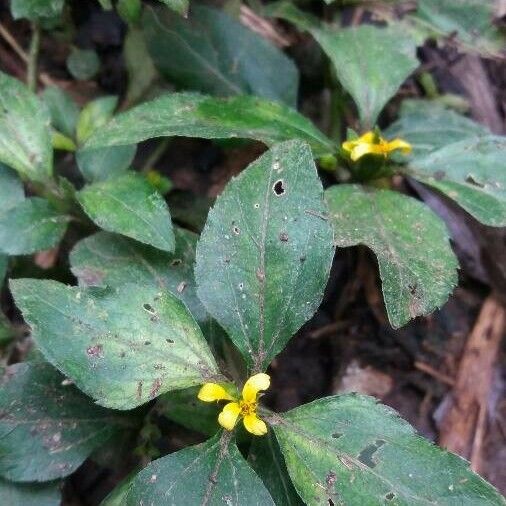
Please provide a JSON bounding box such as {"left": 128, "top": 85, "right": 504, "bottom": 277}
{"left": 0, "top": 72, "right": 52, "bottom": 182}
{"left": 10, "top": 0, "right": 64, "bottom": 19}
{"left": 0, "top": 361, "right": 134, "bottom": 482}
{"left": 385, "top": 100, "right": 490, "bottom": 158}
{"left": 271, "top": 394, "right": 505, "bottom": 505}
{"left": 0, "top": 479, "right": 60, "bottom": 506}
{"left": 84, "top": 93, "right": 334, "bottom": 157}
{"left": 143, "top": 5, "right": 299, "bottom": 106}
{"left": 248, "top": 433, "right": 303, "bottom": 506}
{"left": 69, "top": 228, "right": 207, "bottom": 322}
{"left": 406, "top": 136, "right": 506, "bottom": 227}
{"left": 325, "top": 185, "right": 458, "bottom": 328}
{"left": 76, "top": 172, "right": 175, "bottom": 252}
{"left": 196, "top": 140, "right": 334, "bottom": 370}
{"left": 9, "top": 279, "right": 220, "bottom": 409}
{"left": 407, "top": 0, "right": 505, "bottom": 57}
{"left": 0, "top": 198, "right": 69, "bottom": 255}
{"left": 125, "top": 432, "right": 274, "bottom": 505}
{"left": 312, "top": 24, "right": 418, "bottom": 127}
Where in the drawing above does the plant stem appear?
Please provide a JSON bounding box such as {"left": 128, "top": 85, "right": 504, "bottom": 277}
{"left": 141, "top": 138, "right": 171, "bottom": 173}
{"left": 27, "top": 22, "right": 40, "bottom": 92}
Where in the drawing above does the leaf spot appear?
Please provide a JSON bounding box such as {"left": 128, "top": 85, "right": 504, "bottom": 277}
{"left": 279, "top": 231, "right": 289, "bottom": 242}
{"left": 86, "top": 344, "right": 103, "bottom": 358}
{"left": 273, "top": 179, "right": 285, "bottom": 196}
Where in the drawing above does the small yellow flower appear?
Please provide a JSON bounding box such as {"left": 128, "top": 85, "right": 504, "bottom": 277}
{"left": 198, "top": 373, "right": 270, "bottom": 436}
{"left": 342, "top": 131, "right": 412, "bottom": 162}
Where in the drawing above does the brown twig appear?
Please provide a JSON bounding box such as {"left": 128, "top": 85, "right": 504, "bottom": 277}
{"left": 0, "top": 21, "right": 56, "bottom": 87}
{"left": 438, "top": 293, "right": 505, "bottom": 471}
{"left": 414, "top": 360, "right": 455, "bottom": 387}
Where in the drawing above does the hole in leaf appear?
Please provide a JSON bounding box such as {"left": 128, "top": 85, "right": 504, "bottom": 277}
{"left": 465, "top": 175, "right": 485, "bottom": 188}
{"left": 331, "top": 432, "right": 342, "bottom": 439}
{"left": 385, "top": 492, "right": 395, "bottom": 501}
{"left": 143, "top": 303, "right": 155, "bottom": 314}
{"left": 233, "top": 226, "right": 240, "bottom": 235}
{"left": 328, "top": 500, "right": 334, "bottom": 506}
{"left": 357, "top": 439, "right": 385, "bottom": 468}
{"left": 166, "top": 338, "right": 174, "bottom": 344}
{"left": 170, "top": 259, "right": 182, "bottom": 266}
{"left": 273, "top": 180, "right": 285, "bottom": 196}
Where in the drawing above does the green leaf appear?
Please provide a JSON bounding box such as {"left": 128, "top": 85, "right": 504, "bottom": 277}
{"left": 272, "top": 394, "right": 505, "bottom": 505}
{"left": 76, "top": 172, "right": 175, "bottom": 252}
{"left": 196, "top": 140, "right": 334, "bottom": 370}
{"left": 325, "top": 185, "right": 458, "bottom": 328}
{"left": 0, "top": 72, "right": 52, "bottom": 182}
{"left": 407, "top": 0, "right": 505, "bottom": 58}
{"left": 69, "top": 227, "right": 207, "bottom": 323}
{"left": 118, "top": 0, "right": 142, "bottom": 24}
{"left": 0, "top": 479, "right": 61, "bottom": 506}
{"left": 385, "top": 99, "right": 490, "bottom": 158}
{"left": 0, "top": 198, "right": 69, "bottom": 255}
{"left": 67, "top": 48, "right": 101, "bottom": 81}
{"left": 125, "top": 432, "right": 274, "bottom": 505}
{"left": 76, "top": 145, "right": 137, "bottom": 182}
{"left": 143, "top": 4, "right": 299, "bottom": 106}
{"left": 84, "top": 93, "right": 335, "bottom": 157}
{"left": 76, "top": 96, "right": 118, "bottom": 145}
{"left": 312, "top": 24, "right": 419, "bottom": 127}
{"left": 10, "top": 0, "right": 64, "bottom": 19}
{"left": 0, "top": 361, "right": 134, "bottom": 482}
{"left": 123, "top": 28, "right": 157, "bottom": 107}
{"left": 41, "top": 86, "right": 80, "bottom": 139}
{"left": 156, "top": 386, "right": 221, "bottom": 436}
{"left": 157, "top": 0, "right": 188, "bottom": 17}
{"left": 248, "top": 433, "right": 303, "bottom": 506}
{"left": 10, "top": 279, "right": 220, "bottom": 409}
{"left": 0, "top": 163, "right": 25, "bottom": 213}
{"left": 101, "top": 473, "right": 136, "bottom": 506}
{"left": 406, "top": 136, "right": 506, "bottom": 227}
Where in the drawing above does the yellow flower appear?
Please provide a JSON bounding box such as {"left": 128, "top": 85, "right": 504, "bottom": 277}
{"left": 342, "top": 131, "right": 412, "bottom": 162}
{"left": 197, "top": 373, "right": 270, "bottom": 436}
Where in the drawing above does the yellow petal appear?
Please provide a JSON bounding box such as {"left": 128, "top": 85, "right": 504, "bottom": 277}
{"left": 243, "top": 414, "right": 268, "bottom": 436}
{"left": 198, "top": 383, "right": 235, "bottom": 403}
{"left": 342, "top": 139, "right": 357, "bottom": 153}
{"left": 350, "top": 143, "right": 383, "bottom": 161}
{"left": 242, "top": 373, "right": 270, "bottom": 402}
{"left": 386, "top": 138, "right": 412, "bottom": 155}
{"left": 357, "top": 131, "right": 376, "bottom": 143}
{"left": 218, "top": 402, "right": 241, "bottom": 431}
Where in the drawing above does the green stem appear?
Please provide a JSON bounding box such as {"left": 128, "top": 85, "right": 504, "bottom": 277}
{"left": 27, "top": 22, "right": 40, "bottom": 92}
{"left": 141, "top": 138, "right": 171, "bottom": 173}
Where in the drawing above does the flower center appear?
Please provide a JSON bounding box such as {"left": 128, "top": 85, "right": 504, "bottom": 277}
{"left": 239, "top": 400, "right": 257, "bottom": 416}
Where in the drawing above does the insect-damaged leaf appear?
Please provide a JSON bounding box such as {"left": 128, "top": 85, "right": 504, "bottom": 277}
{"left": 83, "top": 93, "right": 335, "bottom": 158}
{"left": 9, "top": 279, "right": 220, "bottom": 409}
{"left": 312, "top": 24, "right": 418, "bottom": 127}
{"left": 325, "top": 185, "right": 458, "bottom": 328}
{"left": 0, "top": 361, "right": 134, "bottom": 482}
{"left": 0, "top": 478, "right": 61, "bottom": 506}
{"left": 0, "top": 72, "right": 52, "bottom": 183}
{"left": 405, "top": 136, "right": 506, "bottom": 227}
{"left": 69, "top": 228, "right": 207, "bottom": 323}
{"left": 271, "top": 395, "right": 506, "bottom": 506}
{"left": 124, "top": 432, "right": 275, "bottom": 505}
{"left": 196, "top": 140, "right": 334, "bottom": 371}
{"left": 76, "top": 172, "right": 175, "bottom": 252}
{"left": 143, "top": 4, "right": 298, "bottom": 106}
